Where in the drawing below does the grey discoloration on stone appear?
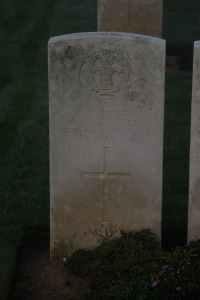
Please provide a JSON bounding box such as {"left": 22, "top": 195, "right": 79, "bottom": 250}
{"left": 98, "top": 0, "right": 163, "bottom": 37}
{"left": 49, "top": 32, "right": 165, "bottom": 258}
{"left": 188, "top": 41, "right": 200, "bottom": 242}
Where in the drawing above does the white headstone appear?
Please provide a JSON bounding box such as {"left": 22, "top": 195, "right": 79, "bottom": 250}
{"left": 188, "top": 41, "right": 200, "bottom": 242}
{"left": 48, "top": 32, "right": 165, "bottom": 258}
{"left": 98, "top": 0, "right": 163, "bottom": 37}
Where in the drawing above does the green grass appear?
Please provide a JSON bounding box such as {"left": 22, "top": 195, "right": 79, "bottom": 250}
{"left": 0, "top": 0, "right": 198, "bottom": 299}
{"left": 163, "top": 0, "right": 200, "bottom": 47}
{"left": 0, "top": 1, "right": 97, "bottom": 299}
{"left": 162, "top": 70, "right": 192, "bottom": 249}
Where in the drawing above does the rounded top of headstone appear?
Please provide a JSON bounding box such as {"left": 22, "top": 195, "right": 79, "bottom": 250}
{"left": 48, "top": 32, "right": 166, "bottom": 46}
{"left": 194, "top": 40, "right": 200, "bottom": 48}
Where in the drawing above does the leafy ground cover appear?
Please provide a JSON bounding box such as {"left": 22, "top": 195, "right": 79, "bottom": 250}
{"left": 0, "top": 0, "right": 199, "bottom": 299}
{"left": 67, "top": 229, "right": 200, "bottom": 299}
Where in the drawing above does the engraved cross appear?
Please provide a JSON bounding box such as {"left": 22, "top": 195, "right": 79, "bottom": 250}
{"left": 81, "top": 147, "right": 130, "bottom": 223}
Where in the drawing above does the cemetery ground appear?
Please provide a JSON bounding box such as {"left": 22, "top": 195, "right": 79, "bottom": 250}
{"left": 0, "top": 0, "right": 200, "bottom": 299}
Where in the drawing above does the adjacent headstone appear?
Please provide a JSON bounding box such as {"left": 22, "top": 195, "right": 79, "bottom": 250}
{"left": 98, "top": 0, "right": 163, "bottom": 37}
{"left": 188, "top": 41, "right": 200, "bottom": 242}
{"left": 49, "top": 32, "right": 165, "bottom": 259}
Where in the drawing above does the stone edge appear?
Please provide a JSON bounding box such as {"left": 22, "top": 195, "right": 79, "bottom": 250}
{"left": 194, "top": 40, "right": 200, "bottom": 48}
{"left": 188, "top": 40, "right": 200, "bottom": 242}
{"left": 48, "top": 32, "right": 166, "bottom": 46}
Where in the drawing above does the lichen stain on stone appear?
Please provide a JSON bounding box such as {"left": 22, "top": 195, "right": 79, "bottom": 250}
{"left": 50, "top": 174, "right": 161, "bottom": 259}
{"left": 51, "top": 181, "right": 104, "bottom": 258}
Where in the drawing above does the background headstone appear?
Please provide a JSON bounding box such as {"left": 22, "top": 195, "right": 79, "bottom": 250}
{"left": 49, "top": 32, "right": 165, "bottom": 258}
{"left": 188, "top": 41, "right": 200, "bottom": 242}
{"left": 98, "top": 0, "right": 163, "bottom": 37}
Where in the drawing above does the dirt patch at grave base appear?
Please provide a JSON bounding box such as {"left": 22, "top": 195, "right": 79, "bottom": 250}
{"left": 10, "top": 228, "right": 89, "bottom": 300}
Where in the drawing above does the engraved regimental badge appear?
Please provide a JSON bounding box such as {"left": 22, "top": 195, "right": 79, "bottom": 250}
{"left": 80, "top": 50, "right": 130, "bottom": 96}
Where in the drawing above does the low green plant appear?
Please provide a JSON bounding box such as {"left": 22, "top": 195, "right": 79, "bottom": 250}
{"left": 66, "top": 230, "right": 200, "bottom": 299}
{"left": 151, "top": 239, "right": 200, "bottom": 299}
{"left": 67, "top": 229, "right": 160, "bottom": 299}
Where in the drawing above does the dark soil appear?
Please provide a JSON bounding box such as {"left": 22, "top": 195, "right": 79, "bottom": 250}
{"left": 10, "top": 228, "right": 88, "bottom": 300}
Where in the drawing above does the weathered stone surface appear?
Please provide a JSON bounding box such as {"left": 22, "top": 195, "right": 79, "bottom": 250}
{"left": 48, "top": 32, "right": 165, "bottom": 258}
{"left": 98, "top": 0, "right": 163, "bottom": 37}
{"left": 188, "top": 41, "right": 200, "bottom": 242}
